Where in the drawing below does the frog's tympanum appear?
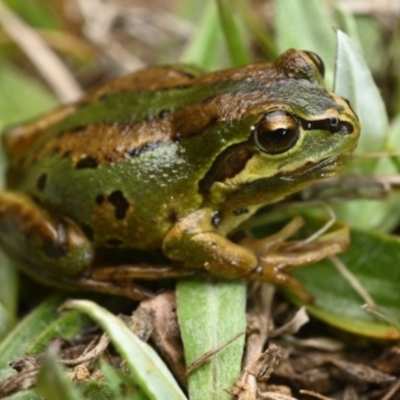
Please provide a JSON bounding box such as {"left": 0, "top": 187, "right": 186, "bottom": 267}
{"left": 0, "top": 50, "right": 360, "bottom": 301}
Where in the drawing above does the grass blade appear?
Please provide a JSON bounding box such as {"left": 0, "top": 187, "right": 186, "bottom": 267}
{"left": 177, "top": 279, "right": 246, "bottom": 400}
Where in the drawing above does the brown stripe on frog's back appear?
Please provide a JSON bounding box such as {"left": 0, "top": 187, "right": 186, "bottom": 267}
{"left": 12, "top": 63, "right": 294, "bottom": 171}
{"left": 42, "top": 63, "right": 281, "bottom": 141}
{"left": 3, "top": 104, "right": 77, "bottom": 158}
{"left": 17, "top": 88, "right": 274, "bottom": 170}
{"left": 18, "top": 117, "right": 174, "bottom": 169}
{"left": 5, "top": 62, "right": 288, "bottom": 162}
{"left": 87, "top": 62, "right": 278, "bottom": 102}
{"left": 86, "top": 66, "right": 201, "bottom": 101}
{"left": 3, "top": 66, "right": 200, "bottom": 162}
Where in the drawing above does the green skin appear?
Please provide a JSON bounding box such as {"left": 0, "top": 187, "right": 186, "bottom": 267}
{"left": 0, "top": 49, "right": 360, "bottom": 300}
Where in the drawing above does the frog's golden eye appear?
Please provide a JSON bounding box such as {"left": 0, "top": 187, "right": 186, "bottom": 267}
{"left": 255, "top": 110, "right": 300, "bottom": 155}
{"left": 304, "top": 51, "right": 325, "bottom": 77}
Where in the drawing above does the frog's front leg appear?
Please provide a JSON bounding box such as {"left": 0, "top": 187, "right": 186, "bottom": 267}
{"left": 0, "top": 191, "right": 153, "bottom": 299}
{"left": 163, "top": 208, "right": 259, "bottom": 280}
{"left": 163, "top": 209, "right": 345, "bottom": 302}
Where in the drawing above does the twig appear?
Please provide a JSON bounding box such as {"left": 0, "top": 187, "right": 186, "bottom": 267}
{"left": 330, "top": 256, "right": 376, "bottom": 306}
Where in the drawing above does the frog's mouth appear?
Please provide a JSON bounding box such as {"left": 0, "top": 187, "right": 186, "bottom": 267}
{"left": 278, "top": 153, "right": 351, "bottom": 183}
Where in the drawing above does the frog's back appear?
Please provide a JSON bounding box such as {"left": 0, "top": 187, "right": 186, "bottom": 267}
{"left": 3, "top": 61, "right": 293, "bottom": 249}
{"left": 3, "top": 66, "right": 206, "bottom": 249}
{"left": 2, "top": 66, "right": 200, "bottom": 159}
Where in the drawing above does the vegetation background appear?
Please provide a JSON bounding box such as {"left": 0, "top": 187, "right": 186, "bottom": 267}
{"left": 0, "top": 0, "right": 399, "bottom": 399}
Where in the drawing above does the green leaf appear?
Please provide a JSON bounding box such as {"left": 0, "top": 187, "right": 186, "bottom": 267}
{"left": 334, "top": 30, "right": 388, "bottom": 158}
{"left": 5, "top": 390, "right": 43, "bottom": 399}
{"left": 334, "top": 4, "right": 362, "bottom": 49}
{"left": 0, "top": 294, "right": 69, "bottom": 381}
{"left": 0, "top": 64, "right": 57, "bottom": 131}
{"left": 36, "top": 344, "right": 83, "bottom": 400}
{"left": 99, "top": 359, "right": 148, "bottom": 400}
{"left": 26, "top": 310, "right": 89, "bottom": 355}
{"left": 0, "top": 302, "right": 13, "bottom": 341}
{"left": 234, "top": 0, "right": 277, "bottom": 58}
{"left": 292, "top": 229, "right": 400, "bottom": 339}
{"left": 4, "top": 0, "right": 63, "bottom": 29}
{"left": 62, "top": 300, "right": 187, "bottom": 400}
{"left": 177, "top": 279, "right": 246, "bottom": 400}
{"left": 78, "top": 380, "right": 116, "bottom": 400}
{"left": 387, "top": 114, "right": 400, "bottom": 171}
{"left": 332, "top": 31, "right": 392, "bottom": 230}
{"left": 180, "top": 0, "right": 223, "bottom": 70}
{"left": 274, "top": 0, "right": 336, "bottom": 87}
{"left": 0, "top": 252, "right": 17, "bottom": 339}
{"left": 216, "top": 0, "right": 251, "bottom": 66}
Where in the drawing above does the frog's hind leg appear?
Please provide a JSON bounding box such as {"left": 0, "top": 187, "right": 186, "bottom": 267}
{"left": 86, "top": 264, "right": 193, "bottom": 299}
{"left": 0, "top": 190, "right": 185, "bottom": 300}
{"left": 91, "top": 265, "right": 193, "bottom": 281}
{"left": 0, "top": 190, "right": 95, "bottom": 287}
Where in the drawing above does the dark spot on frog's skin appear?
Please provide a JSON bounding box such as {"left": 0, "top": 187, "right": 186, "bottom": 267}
{"left": 211, "top": 211, "right": 221, "bottom": 227}
{"left": 108, "top": 190, "right": 130, "bottom": 220}
{"left": 106, "top": 238, "right": 123, "bottom": 246}
{"left": 51, "top": 146, "right": 61, "bottom": 156}
{"left": 233, "top": 207, "right": 249, "bottom": 216}
{"left": 168, "top": 210, "right": 178, "bottom": 224}
{"left": 95, "top": 194, "right": 105, "bottom": 205}
{"left": 81, "top": 223, "right": 94, "bottom": 241}
{"left": 174, "top": 84, "right": 191, "bottom": 90}
{"left": 127, "top": 141, "right": 163, "bottom": 158}
{"left": 67, "top": 125, "right": 86, "bottom": 134}
{"left": 62, "top": 150, "right": 72, "bottom": 159}
{"left": 43, "top": 222, "right": 68, "bottom": 258}
{"left": 105, "top": 153, "right": 115, "bottom": 162}
{"left": 76, "top": 155, "right": 98, "bottom": 169}
{"left": 36, "top": 173, "right": 47, "bottom": 192}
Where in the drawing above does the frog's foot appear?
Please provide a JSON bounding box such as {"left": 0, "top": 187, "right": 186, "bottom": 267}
{"left": 242, "top": 219, "right": 349, "bottom": 302}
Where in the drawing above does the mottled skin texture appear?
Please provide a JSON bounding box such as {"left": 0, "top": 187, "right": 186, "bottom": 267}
{"left": 0, "top": 50, "right": 360, "bottom": 300}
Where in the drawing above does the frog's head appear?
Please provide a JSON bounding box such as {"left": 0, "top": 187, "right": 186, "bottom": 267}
{"left": 201, "top": 49, "right": 360, "bottom": 209}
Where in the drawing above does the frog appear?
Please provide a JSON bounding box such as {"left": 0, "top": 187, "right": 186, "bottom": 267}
{"left": 0, "top": 49, "right": 360, "bottom": 301}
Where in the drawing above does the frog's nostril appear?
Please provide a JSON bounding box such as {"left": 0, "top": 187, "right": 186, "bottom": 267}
{"left": 329, "top": 117, "right": 339, "bottom": 127}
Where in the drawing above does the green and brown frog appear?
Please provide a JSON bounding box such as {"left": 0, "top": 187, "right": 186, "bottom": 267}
{"left": 0, "top": 50, "right": 360, "bottom": 300}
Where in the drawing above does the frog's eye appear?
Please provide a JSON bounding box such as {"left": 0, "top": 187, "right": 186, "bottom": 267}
{"left": 255, "top": 110, "right": 300, "bottom": 155}
{"left": 304, "top": 51, "right": 325, "bottom": 77}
